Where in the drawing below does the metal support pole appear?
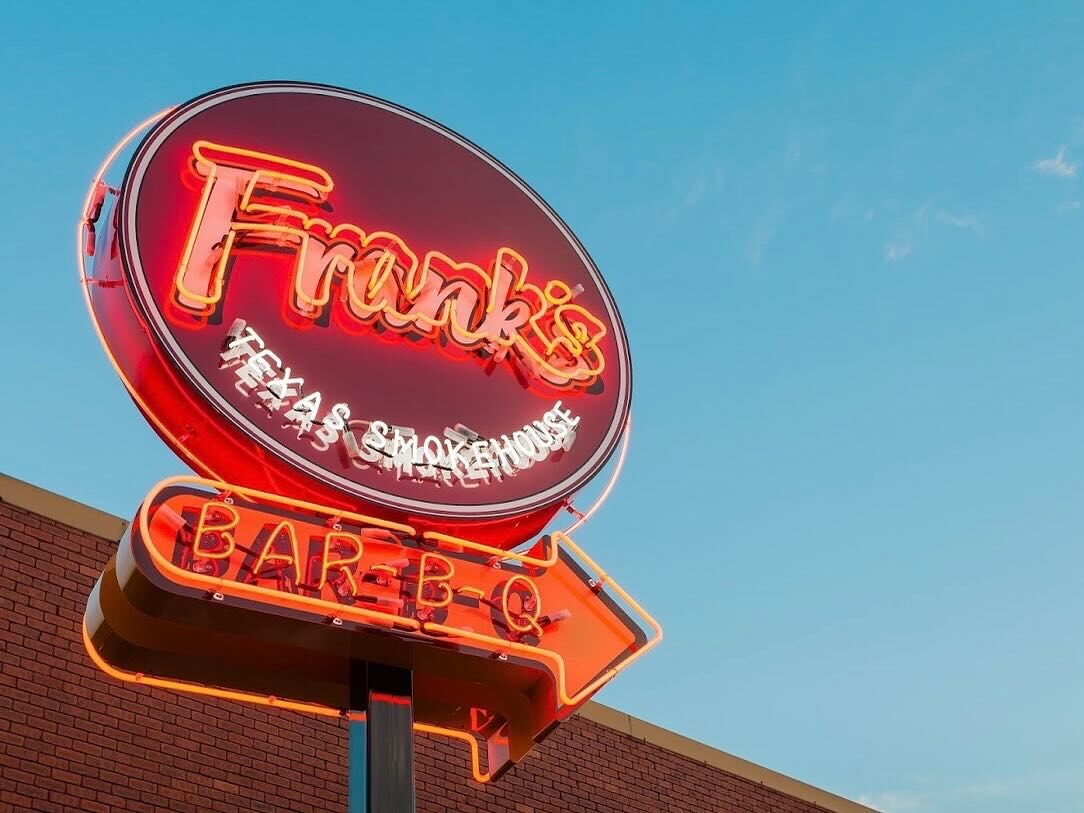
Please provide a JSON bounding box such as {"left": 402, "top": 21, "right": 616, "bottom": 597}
{"left": 346, "top": 662, "right": 415, "bottom": 813}
{"left": 366, "top": 665, "right": 415, "bottom": 813}
{"left": 347, "top": 661, "right": 368, "bottom": 813}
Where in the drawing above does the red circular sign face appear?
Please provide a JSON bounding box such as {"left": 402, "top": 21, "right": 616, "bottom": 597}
{"left": 97, "top": 83, "right": 630, "bottom": 542}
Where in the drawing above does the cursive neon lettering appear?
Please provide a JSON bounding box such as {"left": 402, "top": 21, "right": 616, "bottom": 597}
{"left": 176, "top": 141, "right": 607, "bottom": 389}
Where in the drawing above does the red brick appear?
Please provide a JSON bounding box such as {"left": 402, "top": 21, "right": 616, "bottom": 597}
{"left": 0, "top": 500, "right": 842, "bottom": 813}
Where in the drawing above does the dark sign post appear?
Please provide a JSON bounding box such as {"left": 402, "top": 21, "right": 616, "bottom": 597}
{"left": 78, "top": 82, "right": 660, "bottom": 808}
{"left": 366, "top": 666, "right": 415, "bottom": 813}
{"left": 348, "top": 662, "right": 367, "bottom": 813}
{"left": 347, "top": 663, "right": 415, "bottom": 813}
{"left": 349, "top": 730, "right": 367, "bottom": 811}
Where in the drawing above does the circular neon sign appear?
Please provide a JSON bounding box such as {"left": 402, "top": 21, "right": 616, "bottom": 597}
{"left": 84, "top": 82, "right": 631, "bottom": 546}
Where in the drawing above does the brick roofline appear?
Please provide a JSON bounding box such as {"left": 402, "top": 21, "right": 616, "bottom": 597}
{"left": 0, "top": 470, "right": 874, "bottom": 813}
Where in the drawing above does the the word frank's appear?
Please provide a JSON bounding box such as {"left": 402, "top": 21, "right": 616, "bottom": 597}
{"left": 175, "top": 141, "right": 608, "bottom": 389}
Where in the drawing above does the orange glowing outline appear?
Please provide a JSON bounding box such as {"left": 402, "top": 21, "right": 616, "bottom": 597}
{"left": 317, "top": 531, "right": 364, "bottom": 594}
{"left": 421, "top": 518, "right": 662, "bottom": 709}
{"left": 287, "top": 228, "right": 423, "bottom": 323}
{"left": 82, "top": 620, "right": 493, "bottom": 782}
{"left": 177, "top": 140, "right": 339, "bottom": 312}
{"left": 413, "top": 722, "right": 492, "bottom": 783}
{"left": 173, "top": 154, "right": 224, "bottom": 307}
{"left": 250, "top": 520, "right": 304, "bottom": 583}
{"left": 494, "top": 246, "right": 609, "bottom": 386}
{"left": 416, "top": 553, "right": 455, "bottom": 609}
{"left": 82, "top": 617, "right": 338, "bottom": 715}
{"left": 194, "top": 140, "right": 334, "bottom": 195}
{"left": 349, "top": 232, "right": 420, "bottom": 317}
{"left": 132, "top": 475, "right": 661, "bottom": 711}
{"left": 191, "top": 501, "right": 240, "bottom": 559}
{"left": 179, "top": 143, "right": 427, "bottom": 325}
{"left": 519, "top": 300, "right": 607, "bottom": 382}
{"left": 173, "top": 141, "right": 607, "bottom": 387}
{"left": 131, "top": 477, "right": 565, "bottom": 633}
{"left": 501, "top": 574, "right": 543, "bottom": 636}
{"left": 420, "top": 529, "right": 559, "bottom": 569}
{"left": 138, "top": 476, "right": 421, "bottom": 633}
{"left": 384, "top": 250, "right": 494, "bottom": 346}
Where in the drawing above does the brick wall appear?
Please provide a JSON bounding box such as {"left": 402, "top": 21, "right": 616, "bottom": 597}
{"left": 0, "top": 496, "right": 853, "bottom": 813}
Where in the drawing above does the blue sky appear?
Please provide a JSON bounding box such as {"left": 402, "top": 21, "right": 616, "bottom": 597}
{"left": 3, "top": 3, "right": 1084, "bottom": 812}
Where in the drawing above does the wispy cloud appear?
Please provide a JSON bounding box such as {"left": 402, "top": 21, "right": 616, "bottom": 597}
{"left": 682, "top": 175, "right": 708, "bottom": 207}
{"left": 829, "top": 200, "right": 876, "bottom": 224}
{"left": 935, "top": 209, "right": 984, "bottom": 235}
{"left": 665, "top": 165, "right": 724, "bottom": 220}
{"left": 857, "top": 790, "right": 927, "bottom": 812}
{"left": 883, "top": 201, "right": 928, "bottom": 262}
{"left": 857, "top": 781, "right": 1010, "bottom": 812}
{"left": 884, "top": 239, "right": 912, "bottom": 262}
{"left": 1033, "top": 146, "right": 1078, "bottom": 178}
{"left": 1057, "top": 199, "right": 1080, "bottom": 214}
{"left": 746, "top": 207, "right": 785, "bottom": 266}
{"left": 882, "top": 200, "right": 984, "bottom": 262}
{"left": 913, "top": 200, "right": 934, "bottom": 230}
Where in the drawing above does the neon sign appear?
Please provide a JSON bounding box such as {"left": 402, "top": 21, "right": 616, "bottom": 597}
{"left": 78, "top": 82, "right": 655, "bottom": 790}
{"left": 84, "top": 476, "right": 661, "bottom": 778}
{"left": 83, "top": 82, "right": 632, "bottom": 546}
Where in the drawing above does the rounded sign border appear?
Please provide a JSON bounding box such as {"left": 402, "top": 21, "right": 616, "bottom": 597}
{"left": 117, "top": 81, "right": 632, "bottom": 521}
